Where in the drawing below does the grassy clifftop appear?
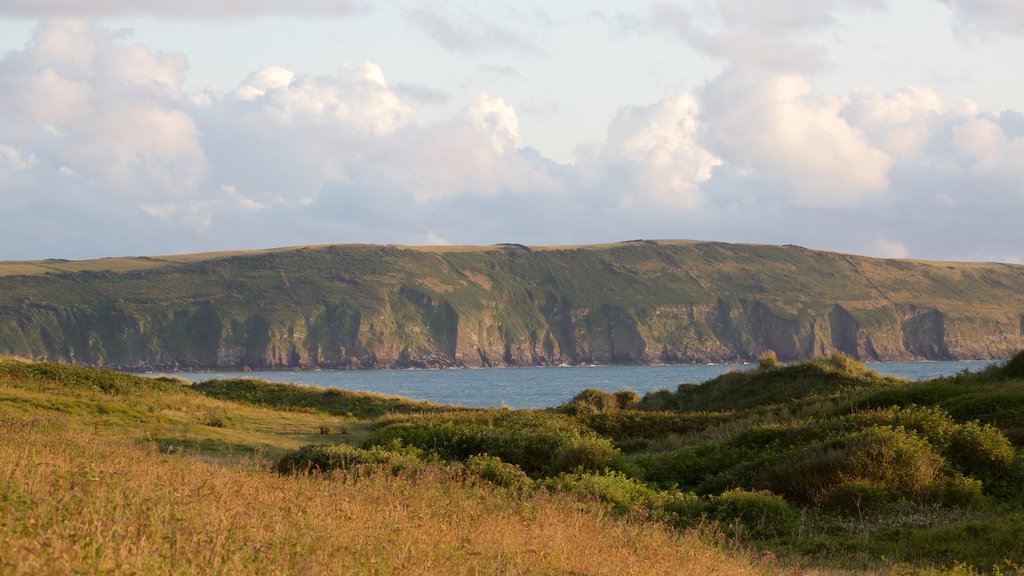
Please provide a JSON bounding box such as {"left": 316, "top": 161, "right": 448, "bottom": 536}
{"left": 4, "top": 354, "right": 1024, "bottom": 573}
{"left": 2, "top": 240, "right": 1023, "bottom": 370}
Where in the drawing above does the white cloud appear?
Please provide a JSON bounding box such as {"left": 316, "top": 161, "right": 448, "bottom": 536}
{"left": 715, "top": 0, "right": 884, "bottom": 33}
{"left": 407, "top": 6, "right": 541, "bottom": 55}
{"left": 871, "top": 235, "right": 909, "bottom": 258}
{"left": 0, "top": 0, "right": 363, "bottom": 18}
{"left": 644, "top": 0, "right": 883, "bottom": 72}
{"left": 937, "top": 0, "right": 1024, "bottom": 33}
{"left": 575, "top": 94, "right": 720, "bottom": 209}
{"left": 843, "top": 86, "right": 943, "bottom": 160}
{"left": 700, "top": 68, "right": 893, "bottom": 207}
{"left": 3, "top": 18, "right": 1024, "bottom": 264}
{"left": 0, "top": 20, "right": 207, "bottom": 204}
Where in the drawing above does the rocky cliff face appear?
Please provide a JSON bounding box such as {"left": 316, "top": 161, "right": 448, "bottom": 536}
{"left": 1, "top": 241, "right": 1022, "bottom": 370}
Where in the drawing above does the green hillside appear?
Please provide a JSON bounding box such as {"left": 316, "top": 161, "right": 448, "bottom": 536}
{"left": 4, "top": 354, "right": 1024, "bottom": 573}
{"left": 1, "top": 240, "right": 1023, "bottom": 370}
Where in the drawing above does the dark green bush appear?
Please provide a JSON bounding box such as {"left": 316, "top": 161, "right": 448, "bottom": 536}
{"left": 276, "top": 442, "right": 427, "bottom": 475}
{"left": 633, "top": 442, "right": 756, "bottom": 489}
{"left": 614, "top": 390, "right": 640, "bottom": 410}
{"left": 548, "top": 435, "right": 623, "bottom": 475}
{"left": 560, "top": 389, "right": 620, "bottom": 416}
{"left": 760, "top": 427, "right": 944, "bottom": 506}
{"left": 579, "top": 411, "right": 727, "bottom": 443}
{"left": 927, "top": 474, "right": 985, "bottom": 508}
{"left": 365, "top": 410, "right": 620, "bottom": 477}
{"left": 823, "top": 480, "right": 893, "bottom": 515}
{"left": 701, "top": 489, "right": 799, "bottom": 539}
{"left": 464, "top": 454, "right": 534, "bottom": 494}
{"left": 636, "top": 389, "right": 676, "bottom": 411}
{"left": 540, "top": 471, "right": 670, "bottom": 515}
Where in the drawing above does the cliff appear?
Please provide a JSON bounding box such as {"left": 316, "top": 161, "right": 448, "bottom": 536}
{"left": 1, "top": 241, "right": 1022, "bottom": 370}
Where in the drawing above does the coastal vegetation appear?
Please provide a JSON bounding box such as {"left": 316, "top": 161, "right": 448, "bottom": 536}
{"left": 2, "top": 241, "right": 1023, "bottom": 371}
{"left": 2, "top": 352, "right": 1024, "bottom": 574}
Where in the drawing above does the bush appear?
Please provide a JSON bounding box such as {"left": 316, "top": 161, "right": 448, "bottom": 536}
{"left": 701, "top": 489, "right": 799, "bottom": 539}
{"left": 276, "top": 442, "right": 427, "bottom": 475}
{"left": 758, "top": 350, "right": 780, "bottom": 370}
{"left": 549, "top": 436, "right": 623, "bottom": 476}
{"left": 560, "top": 389, "right": 620, "bottom": 416}
{"left": 928, "top": 475, "right": 985, "bottom": 508}
{"left": 614, "top": 390, "right": 640, "bottom": 410}
{"left": 365, "top": 410, "right": 620, "bottom": 477}
{"left": 540, "top": 471, "right": 665, "bottom": 514}
{"left": 823, "top": 480, "right": 893, "bottom": 515}
{"left": 946, "top": 421, "right": 1016, "bottom": 490}
{"left": 464, "top": 454, "right": 534, "bottom": 494}
{"left": 761, "top": 427, "right": 944, "bottom": 506}
{"left": 634, "top": 442, "right": 756, "bottom": 490}
{"left": 636, "top": 389, "right": 677, "bottom": 411}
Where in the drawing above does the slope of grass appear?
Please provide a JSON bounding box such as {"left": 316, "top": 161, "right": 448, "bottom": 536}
{"left": 0, "top": 421, "right": 780, "bottom": 576}
{"left": 670, "top": 354, "right": 901, "bottom": 412}
{"left": 193, "top": 378, "right": 456, "bottom": 419}
{"left": 5, "top": 356, "right": 1024, "bottom": 574}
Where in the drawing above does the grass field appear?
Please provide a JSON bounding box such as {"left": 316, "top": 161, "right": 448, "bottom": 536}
{"left": 2, "top": 354, "right": 1023, "bottom": 574}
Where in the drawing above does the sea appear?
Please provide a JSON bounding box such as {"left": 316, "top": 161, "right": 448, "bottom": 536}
{"left": 165, "top": 360, "right": 998, "bottom": 410}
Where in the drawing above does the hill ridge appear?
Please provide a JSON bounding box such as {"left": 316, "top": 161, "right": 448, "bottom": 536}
{"left": 1, "top": 240, "right": 1022, "bottom": 370}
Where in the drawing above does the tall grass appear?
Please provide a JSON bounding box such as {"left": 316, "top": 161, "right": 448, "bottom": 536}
{"left": 0, "top": 418, "right": 779, "bottom": 576}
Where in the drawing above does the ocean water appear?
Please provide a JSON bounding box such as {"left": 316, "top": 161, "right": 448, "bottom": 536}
{"left": 167, "top": 360, "right": 999, "bottom": 410}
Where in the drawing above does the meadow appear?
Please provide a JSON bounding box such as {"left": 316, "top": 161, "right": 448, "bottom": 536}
{"left": 2, "top": 353, "right": 1023, "bottom": 574}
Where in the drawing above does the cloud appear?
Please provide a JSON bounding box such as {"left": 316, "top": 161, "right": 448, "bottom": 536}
{"left": 700, "top": 68, "right": 893, "bottom": 207}
{"left": 407, "top": 6, "right": 541, "bottom": 55}
{"left": 936, "top": 0, "right": 1024, "bottom": 33}
{"left": 575, "top": 94, "right": 720, "bottom": 210}
{"left": 0, "top": 20, "right": 207, "bottom": 206}
{"left": 843, "top": 86, "right": 943, "bottom": 160}
{"left": 3, "top": 18, "right": 1024, "bottom": 264}
{"left": 643, "top": 0, "right": 884, "bottom": 72}
{"left": 714, "top": 0, "right": 885, "bottom": 33}
{"left": 0, "top": 0, "right": 364, "bottom": 18}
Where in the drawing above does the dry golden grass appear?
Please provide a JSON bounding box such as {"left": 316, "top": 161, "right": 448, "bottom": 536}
{"left": 0, "top": 417, "right": 794, "bottom": 576}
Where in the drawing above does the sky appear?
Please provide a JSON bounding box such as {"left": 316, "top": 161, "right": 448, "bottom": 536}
{"left": 1, "top": 1, "right": 1023, "bottom": 262}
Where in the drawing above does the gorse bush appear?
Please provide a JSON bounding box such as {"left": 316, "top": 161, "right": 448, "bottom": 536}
{"left": 760, "top": 427, "right": 944, "bottom": 506}
{"left": 758, "top": 350, "right": 780, "bottom": 370}
{"left": 365, "top": 410, "right": 621, "bottom": 477}
{"left": 540, "top": 471, "right": 683, "bottom": 516}
{"left": 658, "top": 353, "right": 896, "bottom": 412}
{"left": 696, "top": 489, "right": 799, "bottom": 539}
{"left": 559, "top": 389, "right": 620, "bottom": 416}
{"left": 464, "top": 454, "right": 534, "bottom": 494}
{"left": 613, "top": 390, "right": 640, "bottom": 410}
{"left": 548, "top": 435, "right": 624, "bottom": 475}
{"left": 276, "top": 441, "right": 428, "bottom": 475}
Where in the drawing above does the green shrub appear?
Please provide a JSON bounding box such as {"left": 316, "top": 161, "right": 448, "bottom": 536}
{"left": 758, "top": 350, "right": 780, "bottom": 370}
{"left": 761, "top": 427, "right": 944, "bottom": 506}
{"left": 540, "top": 471, "right": 664, "bottom": 514}
{"left": 633, "top": 443, "right": 755, "bottom": 489}
{"left": 549, "top": 435, "right": 623, "bottom": 475}
{"left": 365, "top": 410, "right": 619, "bottom": 477}
{"left": 636, "top": 389, "right": 676, "bottom": 411}
{"left": 928, "top": 475, "right": 985, "bottom": 508}
{"left": 702, "top": 489, "right": 799, "bottom": 539}
{"left": 946, "top": 421, "right": 1016, "bottom": 489}
{"left": 464, "top": 454, "right": 534, "bottom": 494}
{"left": 613, "top": 390, "right": 640, "bottom": 410}
{"left": 276, "top": 442, "right": 427, "bottom": 475}
{"left": 823, "top": 480, "right": 893, "bottom": 515}
{"left": 560, "top": 389, "right": 620, "bottom": 416}
{"left": 579, "top": 411, "right": 727, "bottom": 443}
